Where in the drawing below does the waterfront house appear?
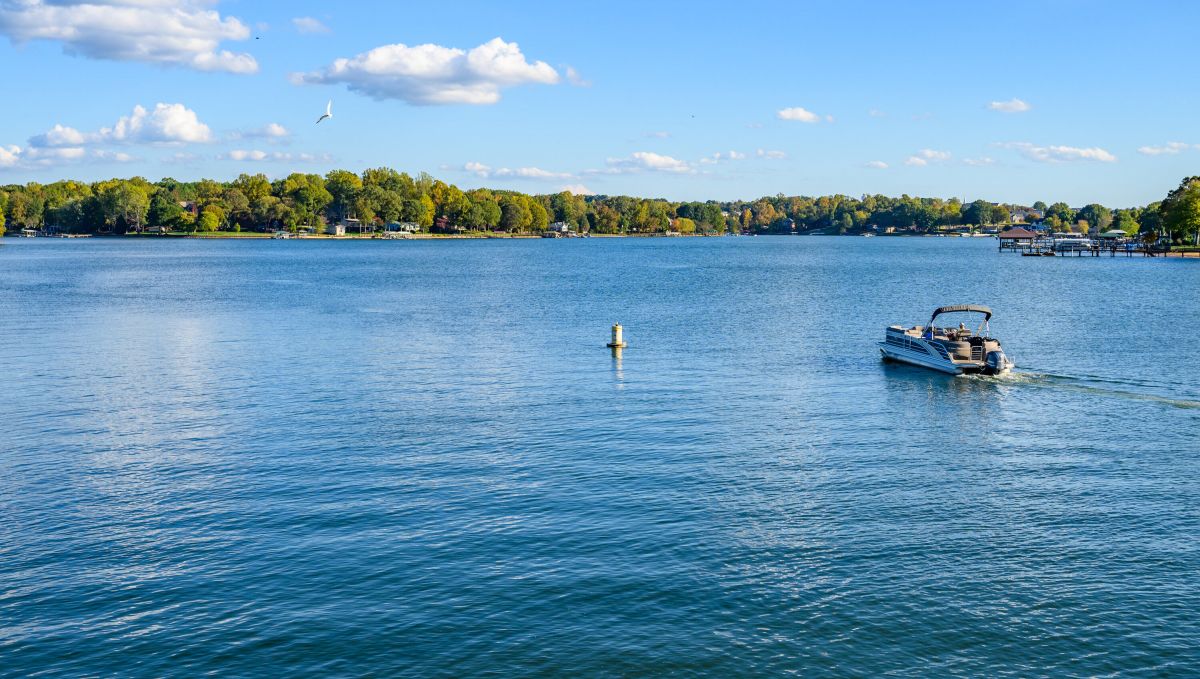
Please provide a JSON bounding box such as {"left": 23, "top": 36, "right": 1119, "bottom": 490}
{"left": 326, "top": 223, "right": 346, "bottom": 236}
{"left": 386, "top": 221, "right": 420, "bottom": 234}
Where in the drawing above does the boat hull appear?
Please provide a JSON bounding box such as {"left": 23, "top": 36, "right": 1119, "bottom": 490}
{"left": 878, "top": 343, "right": 962, "bottom": 374}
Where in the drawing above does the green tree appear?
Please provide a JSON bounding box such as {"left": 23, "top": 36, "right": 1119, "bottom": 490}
{"left": 1160, "top": 176, "right": 1200, "bottom": 244}
{"left": 147, "top": 191, "right": 185, "bottom": 229}
{"left": 1076, "top": 204, "right": 1112, "bottom": 233}
{"left": 325, "top": 170, "right": 362, "bottom": 221}
{"left": 198, "top": 205, "right": 223, "bottom": 232}
{"left": 500, "top": 196, "right": 532, "bottom": 231}
{"left": 1044, "top": 202, "right": 1075, "bottom": 225}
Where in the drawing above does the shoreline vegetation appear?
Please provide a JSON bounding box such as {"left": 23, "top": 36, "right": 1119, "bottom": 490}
{"left": 3, "top": 169, "right": 1200, "bottom": 247}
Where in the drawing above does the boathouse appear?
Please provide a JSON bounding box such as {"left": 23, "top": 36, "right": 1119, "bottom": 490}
{"left": 998, "top": 227, "right": 1037, "bottom": 251}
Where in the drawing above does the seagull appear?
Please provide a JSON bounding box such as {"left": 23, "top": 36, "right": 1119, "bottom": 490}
{"left": 316, "top": 100, "right": 332, "bottom": 124}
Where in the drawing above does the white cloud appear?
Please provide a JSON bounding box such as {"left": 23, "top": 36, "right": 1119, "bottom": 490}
{"left": 463, "top": 161, "right": 574, "bottom": 180}
{"left": 988, "top": 98, "right": 1031, "bottom": 113}
{"left": 222, "top": 149, "right": 331, "bottom": 162}
{"left": 292, "top": 37, "right": 559, "bottom": 105}
{"left": 603, "top": 151, "right": 693, "bottom": 174}
{"left": 28, "top": 103, "right": 213, "bottom": 150}
{"left": 645, "top": 131, "right": 671, "bottom": 139}
{"left": 230, "top": 122, "right": 291, "bottom": 142}
{"left": 0, "top": 144, "right": 23, "bottom": 167}
{"left": 1137, "top": 142, "right": 1190, "bottom": 156}
{"left": 560, "top": 183, "right": 594, "bottom": 195}
{"left": 962, "top": 157, "right": 995, "bottom": 166}
{"left": 864, "top": 160, "right": 888, "bottom": 169}
{"left": 28, "top": 124, "right": 88, "bottom": 148}
{"left": 905, "top": 149, "right": 951, "bottom": 166}
{"left": 564, "top": 65, "right": 590, "bottom": 87}
{"left": 0, "top": 144, "right": 135, "bottom": 169}
{"left": 1003, "top": 142, "right": 1116, "bottom": 163}
{"left": 777, "top": 106, "right": 822, "bottom": 123}
{"left": 0, "top": 0, "right": 257, "bottom": 74}
{"left": 700, "top": 150, "right": 747, "bottom": 165}
{"left": 292, "top": 16, "right": 329, "bottom": 34}
{"left": 868, "top": 109, "right": 887, "bottom": 118}
{"left": 756, "top": 148, "right": 786, "bottom": 159}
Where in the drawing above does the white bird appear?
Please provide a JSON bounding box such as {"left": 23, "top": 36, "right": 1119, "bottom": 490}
{"left": 316, "top": 100, "right": 332, "bottom": 124}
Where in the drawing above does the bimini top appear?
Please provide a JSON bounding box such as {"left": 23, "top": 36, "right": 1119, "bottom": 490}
{"left": 930, "top": 304, "right": 992, "bottom": 322}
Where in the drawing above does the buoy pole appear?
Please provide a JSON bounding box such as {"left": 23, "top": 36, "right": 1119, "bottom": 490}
{"left": 606, "top": 323, "right": 627, "bottom": 348}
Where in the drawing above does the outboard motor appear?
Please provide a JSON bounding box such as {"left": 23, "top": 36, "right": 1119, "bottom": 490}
{"left": 984, "top": 350, "right": 1010, "bottom": 375}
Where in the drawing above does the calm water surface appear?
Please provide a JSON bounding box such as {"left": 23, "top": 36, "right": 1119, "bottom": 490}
{"left": 1, "top": 237, "right": 1197, "bottom": 677}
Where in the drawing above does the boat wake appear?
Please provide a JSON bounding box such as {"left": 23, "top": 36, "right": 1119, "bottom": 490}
{"left": 980, "top": 368, "right": 1200, "bottom": 410}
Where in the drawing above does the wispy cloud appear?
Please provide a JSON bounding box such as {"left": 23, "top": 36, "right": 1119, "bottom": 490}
{"left": 464, "top": 161, "right": 574, "bottom": 180}
{"left": 221, "top": 150, "right": 332, "bottom": 162}
{"left": 1002, "top": 142, "right": 1116, "bottom": 163}
{"left": 962, "top": 157, "right": 995, "bottom": 166}
{"left": 0, "top": 0, "right": 257, "bottom": 73}
{"left": 864, "top": 160, "right": 888, "bottom": 169}
{"left": 564, "top": 65, "right": 590, "bottom": 87}
{"left": 292, "top": 37, "right": 559, "bottom": 105}
{"left": 868, "top": 109, "right": 887, "bottom": 118}
{"left": 229, "top": 122, "right": 291, "bottom": 143}
{"left": 988, "top": 98, "right": 1031, "bottom": 113}
{"left": 1137, "top": 142, "right": 1191, "bottom": 156}
{"left": 598, "top": 151, "right": 693, "bottom": 174}
{"left": 905, "top": 149, "right": 951, "bottom": 166}
{"left": 291, "top": 17, "right": 329, "bottom": 34}
{"left": 645, "top": 131, "right": 671, "bottom": 139}
{"left": 0, "top": 144, "right": 134, "bottom": 170}
{"left": 699, "top": 150, "right": 747, "bottom": 165}
{"left": 756, "top": 149, "right": 786, "bottom": 159}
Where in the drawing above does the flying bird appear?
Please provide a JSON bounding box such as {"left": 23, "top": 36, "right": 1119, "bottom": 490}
{"left": 316, "top": 100, "right": 332, "bottom": 124}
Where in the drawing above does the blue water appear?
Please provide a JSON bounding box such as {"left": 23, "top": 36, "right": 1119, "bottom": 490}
{"left": 1, "top": 236, "right": 1197, "bottom": 677}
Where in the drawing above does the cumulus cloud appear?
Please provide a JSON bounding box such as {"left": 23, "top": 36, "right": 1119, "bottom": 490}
{"left": 292, "top": 37, "right": 559, "bottom": 105}
{"left": 1003, "top": 142, "right": 1116, "bottom": 163}
{"left": 601, "top": 151, "right": 693, "bottom": 174}
{"left": 905, "top": 149, "right": 951, "bottom": 166}
{"left": 292, "top": 16, "right": 329, "bottom": 34}
{"left": 463, "top": 161, "right": 574, "bottom": 180}
{"left": 777, "top": 106, "right": 824, "bottom": 123}
{"left": 1137, "top": 142, "right": 1191, "bottom": 156}
{"left": 30, "top": 103, "right": 213, "bottom": 148}
{"left": 560, "top": 183, "right": 594, "bottom": 195}
{"left": 0, "top": 0, "right": 257, "bottom": 73}
{"left": 865, "top": 160, "right": 888, "bottom": 169}
{"left": 988, "top": 98, "right": 1031, "bottom": 113}
{"left": 756, "top": 148, "right": 786, "bottom": 159}
{"left": 0, "top": 144, "right": 23, "bottom": 167}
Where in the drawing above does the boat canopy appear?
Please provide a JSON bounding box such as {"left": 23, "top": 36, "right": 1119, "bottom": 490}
{"left": 930, "top": 305, "right": 992, "bottom": 322}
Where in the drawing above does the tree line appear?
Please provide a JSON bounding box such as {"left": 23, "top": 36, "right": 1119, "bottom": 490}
{"left": 1, "top": 169, "right": 1198, "bottom": 244}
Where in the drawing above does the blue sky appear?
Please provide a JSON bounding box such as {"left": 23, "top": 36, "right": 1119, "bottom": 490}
{"left": 1, "top": 0, "right": 1197, "bottom": 206}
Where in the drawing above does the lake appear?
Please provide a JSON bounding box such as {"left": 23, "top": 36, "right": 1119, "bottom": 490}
{"left": 1, "top": 236, "right": 1197, "bottom": 677}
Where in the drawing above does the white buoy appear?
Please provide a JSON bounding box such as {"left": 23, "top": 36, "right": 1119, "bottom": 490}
{"left": 607, "top": 323, "right": 627, "bottom": 348}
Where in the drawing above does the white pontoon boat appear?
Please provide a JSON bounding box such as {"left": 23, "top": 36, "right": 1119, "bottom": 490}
{"left": 879, "top": 305, "right": 1013, "bottom": 375}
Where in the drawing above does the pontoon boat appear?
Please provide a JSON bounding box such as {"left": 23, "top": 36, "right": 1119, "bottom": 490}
{"left": 879, "top": 305, "right": 1013, "bottom": 375}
